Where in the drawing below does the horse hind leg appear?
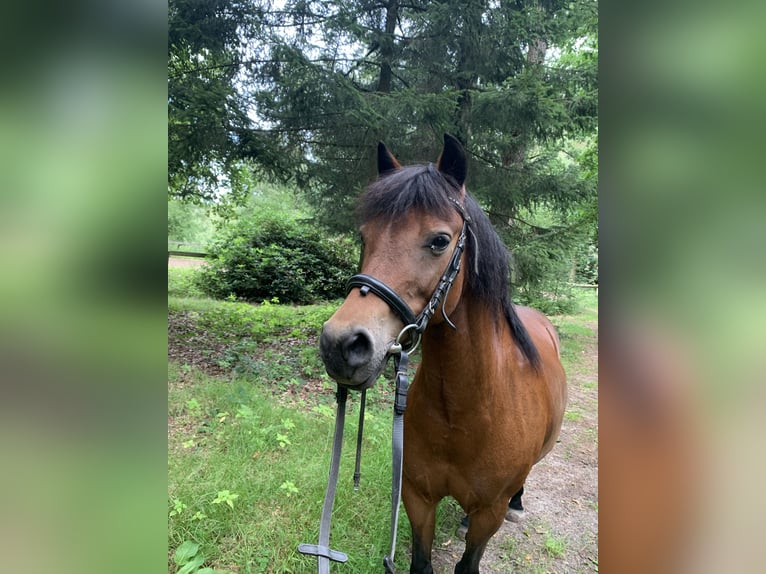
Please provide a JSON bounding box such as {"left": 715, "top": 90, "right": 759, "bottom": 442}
{"left": 457, "top": 484, "right": 526, "bottom": 539}
{"left": 506, "top": 485, "right": 526, "bottom": 522}
{"left": 455, "top": 502, "right": 507, "bottom": 574}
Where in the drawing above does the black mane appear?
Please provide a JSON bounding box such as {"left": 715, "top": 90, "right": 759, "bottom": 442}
{"left": 357, "top": 164, "right": 540, "bottom": 367}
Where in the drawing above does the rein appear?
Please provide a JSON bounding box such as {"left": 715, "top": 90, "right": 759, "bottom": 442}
{"left": 299, "top": 215, "right": 468, "bottom": 573}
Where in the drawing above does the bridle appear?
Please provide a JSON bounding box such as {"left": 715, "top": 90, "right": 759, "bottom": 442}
{"left": 348, "top": 217, "right": 468, "bottom": 353}
{"left": 299, "top": 201, "right": 470, "bottom": 574}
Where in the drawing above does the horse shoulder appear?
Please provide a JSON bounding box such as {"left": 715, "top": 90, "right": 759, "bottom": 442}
{"left": 514, "top": 305, "right": 562, "bottom": 358}
{"left": 512, "top": 305, "right": 568, "bottom": 456}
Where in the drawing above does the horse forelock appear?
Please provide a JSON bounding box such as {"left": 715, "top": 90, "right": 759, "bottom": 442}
{"left": 357, "top": 164, "right": 460, "bottom": 224}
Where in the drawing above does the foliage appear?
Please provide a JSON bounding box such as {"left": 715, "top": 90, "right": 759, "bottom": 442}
{"left": 567, "top": 133, "right": 598, "bottom": 285}
{"left": 168, "top": 296, "right": 336, "bottom": 343}
{"left": 168, "top": 200, "right": 216, "bottom": 244}
{"left": 502, "top": 138, "right": 597, "bottom": 314}
{"left": 168, "top": 268, "right": 207, "bottom": 299}
{"left": 195, "top": 209, "right": 358, "bottom": 304}
{"left": 169, "top": 0, "right": 598, "bottom": 304}
{"left": 168, "top": 295, "right": 339, "bottom": 387}
{"left": 215, "top": 177, "right": 314, "bottom": 223}
{"left": 211, "top": 490, "right": 239, "bottom": 509}
{"left": 168, "top": 0, "right": 292, "bottom": 202}
{"left": 168, "top": 362, "right": 406, "bottom": 572}
{"left": 510, "top": 214, "right": 592, "bottom": 312}
{"left": 169, "top": 1, "right": 597, "bottom": 203}
{"left": 510, "top": 222, "right": 578, "bottom": 315}
{"left": 249, "top": 0, "right": 597, "bottom": 230}
{"left": 171, "top": 540, "right": 219, "bottom": 574}
{"left": 573, "top": 240, "right": 598, "bottom": 284}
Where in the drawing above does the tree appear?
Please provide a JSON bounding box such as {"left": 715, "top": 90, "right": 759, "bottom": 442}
{"left": 168, "top": 0, "right": 598, "bottom": 307}
{"left": 168, "top": 199, "right": 216, "bottom": 243}
{"left": 168, "top": 0, "right": 291, "bottom": 202}
{"left": 240, "top": 0, "right": 597, "bottom": 229}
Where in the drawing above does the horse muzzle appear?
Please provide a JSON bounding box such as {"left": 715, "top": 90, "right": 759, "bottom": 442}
{"left": 319, "top": 323, "right": 388, "bottom": 389}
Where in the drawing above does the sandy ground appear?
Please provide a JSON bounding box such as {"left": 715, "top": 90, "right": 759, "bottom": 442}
{"left": 168, "top": 255, "right": 207, "bottom": 268}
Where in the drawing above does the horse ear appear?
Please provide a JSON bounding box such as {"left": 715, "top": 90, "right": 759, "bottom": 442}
{"left": 377, "top": 142, "right": 401, "bottom": 175}
{"left": 436, "top": 133, "right": 467, "bottom": 187}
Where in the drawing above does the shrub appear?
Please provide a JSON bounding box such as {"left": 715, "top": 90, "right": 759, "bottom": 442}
{"left": 196, "top": 212, "right": 358, "bottom": 304}
{"left": 573, "top": 241, "right": 598, "bottom": 285}
{"left": 507, "top": 226, "right": 578, "bottom": 315}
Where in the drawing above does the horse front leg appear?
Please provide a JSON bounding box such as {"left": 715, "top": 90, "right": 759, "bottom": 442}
{"left": 455, "top": 502, "right": 506, "bottom": 574}
{"left": 402, "top": 476, "right": 437, "bottom": 574}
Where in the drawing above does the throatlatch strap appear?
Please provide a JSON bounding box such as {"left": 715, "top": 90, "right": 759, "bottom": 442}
{"left": 298, "top": 386, "right": 350, "bottom": 571}
{"left": 383, "top": 350, "right": 410, "bottom": 574}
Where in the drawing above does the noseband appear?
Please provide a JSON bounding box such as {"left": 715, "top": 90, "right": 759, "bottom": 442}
{"left": 347, "top": 218, "right": 468, "bottom": 354}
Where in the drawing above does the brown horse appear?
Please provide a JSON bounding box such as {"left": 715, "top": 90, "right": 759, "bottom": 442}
{"left": 319, "top": 134, "right": 567, "bottom": 574}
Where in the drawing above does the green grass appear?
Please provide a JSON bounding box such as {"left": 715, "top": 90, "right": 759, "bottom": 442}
{"left": 548, "top": 287, "right": 598, "bottom": 371}
{"left": 496, "top": 520, "right": 570, "bottom": 574}
{"left": 169, "top": 294, "right": 339, "bottom": 343}
{"left": 571, "top": 287, "right": 598, "bottom": 315}
{"left": 168, "top": 267, "right": 207, "bottom": 299}
{"left": 168, "top": 363, "right": 412, "bottom": 573}
{"left": 564, "top": 409, "right": 583, "bottom": 421}
{"left": 543, "top": 532, "right": 567, "bottom": 558}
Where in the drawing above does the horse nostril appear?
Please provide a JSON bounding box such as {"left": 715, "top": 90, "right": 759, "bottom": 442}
{"left": 342, "top": 330, "right": 373, "bottom": 367}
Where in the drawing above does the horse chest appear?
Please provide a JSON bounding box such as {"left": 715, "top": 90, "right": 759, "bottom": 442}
{"left": 405, "top": 397, "right": 499, "bottom": 466}
{"left": 404, "top": 415, "right": 511, "bottom": 500}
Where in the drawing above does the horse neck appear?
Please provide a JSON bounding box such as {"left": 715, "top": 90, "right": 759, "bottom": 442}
{"left": 418, "top": 291, "right": 504, "bottom": 397}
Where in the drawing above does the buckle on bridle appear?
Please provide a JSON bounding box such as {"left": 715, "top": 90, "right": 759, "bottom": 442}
{"left": 391, "top": 323, "right": 421, "bottom": 355}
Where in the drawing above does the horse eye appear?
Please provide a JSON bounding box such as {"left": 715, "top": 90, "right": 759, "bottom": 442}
{"left": 429, "top": 235, "right": 451, "bottom": 254}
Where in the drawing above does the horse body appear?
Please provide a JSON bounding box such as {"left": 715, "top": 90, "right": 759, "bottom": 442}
{"left": 319, "top": 134, "right": 566, "bottom": 573}
{"left": 405, "top": 299, "right": 566, "bottom": 573}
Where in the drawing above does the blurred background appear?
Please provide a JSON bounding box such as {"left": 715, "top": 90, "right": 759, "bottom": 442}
{"left": 600, "top": 1, "right": 766, "bottom": 572}
{"left": 0, "top": 1, "right": 166, "bottom": 574}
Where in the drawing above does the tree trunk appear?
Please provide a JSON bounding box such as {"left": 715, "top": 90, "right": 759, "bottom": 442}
{"left": 377, "top": 0, "right": 399, "bottom": 93}
{"left": 502, "top": 32, "right": 547, "bottom": 167}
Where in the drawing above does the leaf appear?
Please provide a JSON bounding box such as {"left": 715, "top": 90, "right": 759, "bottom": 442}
{"left": 281, "top": 418, "right": 296, "bottom": 430}
{"left": 177, "top": 554, "right": 205, "bottom": 574}
{"left": 173, "top": 541, "right": 200, "bottom": 565}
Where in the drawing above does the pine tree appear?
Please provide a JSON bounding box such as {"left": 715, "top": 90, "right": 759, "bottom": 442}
{"left": 169, "top": 0, "right": 598, "bottom": 307}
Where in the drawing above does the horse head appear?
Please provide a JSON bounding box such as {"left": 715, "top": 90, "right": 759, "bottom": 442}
{"left": 319, "top": 134, "right": 470, "bottom": 389}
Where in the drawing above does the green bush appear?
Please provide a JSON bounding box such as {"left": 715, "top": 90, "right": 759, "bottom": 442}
{"left": 573, "top": 241, "right": 598, "bottom": 285}
{"left": 195, "top": 212, "right": 358, "bottom": 304}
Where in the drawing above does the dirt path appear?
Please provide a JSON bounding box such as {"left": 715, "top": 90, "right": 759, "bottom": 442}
{"left": 168, "top": 255, "right": 207, "bottom": 268}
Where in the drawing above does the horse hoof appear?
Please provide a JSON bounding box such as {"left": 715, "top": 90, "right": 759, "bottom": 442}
{"left": 456, "top": 515, "right": 469, "bottom": 539}
{"left": 505, "top": 508, "right": 526, "bottom": 523}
